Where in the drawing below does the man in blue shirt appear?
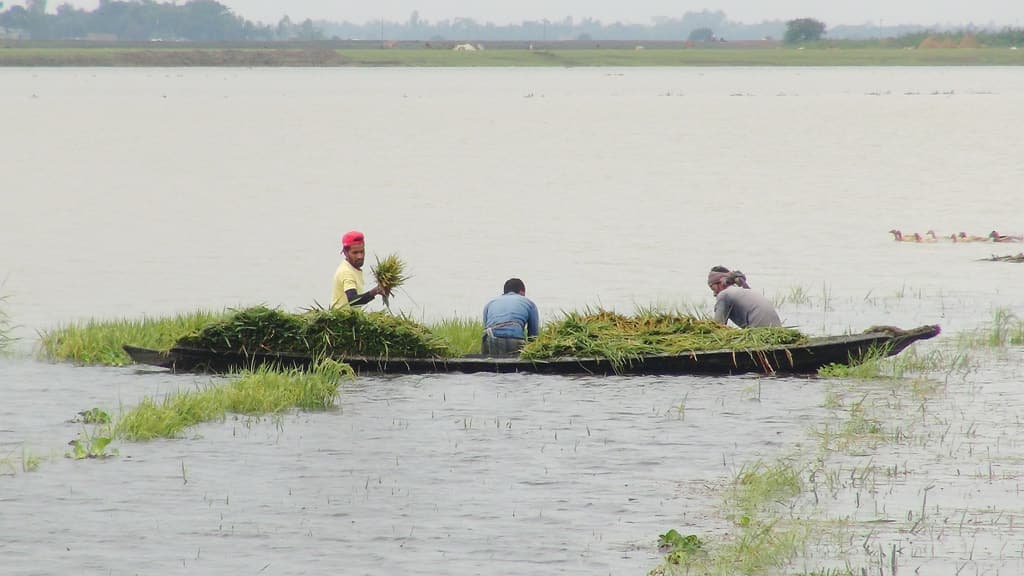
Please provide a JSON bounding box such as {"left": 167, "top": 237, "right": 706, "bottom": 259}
{"left": 482, "top": 278, "right": 540, "bottom": 357}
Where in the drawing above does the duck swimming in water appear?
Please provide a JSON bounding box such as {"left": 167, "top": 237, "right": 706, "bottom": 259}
{"left": 990, "top": 230, "right": 1024, "bottom": 243}
{"left": 889, "top": 229, "right": 916, "bottom": 242}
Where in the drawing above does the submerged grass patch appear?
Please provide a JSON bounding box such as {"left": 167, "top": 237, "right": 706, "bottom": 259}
{"left": 652, "top": 459, "right": 807, "bottom": 576}
{"left": 177, "top": 305, "right": 453, "bottom": 358}
{"left": 818, "top": 345, "right": 974, "bottom": 380}
{"left": 38, "top": 309, "right": 228, "bottom": 366}
{"left": 116, "top": 360, "right": 352, "bottom": 441}
{"left": 0, "top": 290, "right": 15, "bottom": 353}
{"left": 956, "top": 308, "right": 1024, "bottom": 348}
{"left": 522, "top": 308, "right": 804, "bottom": 368}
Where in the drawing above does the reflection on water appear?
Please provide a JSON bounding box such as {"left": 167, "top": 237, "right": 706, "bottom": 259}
{"left": 1, "top": 67, "right": 1024, "bottom": 574}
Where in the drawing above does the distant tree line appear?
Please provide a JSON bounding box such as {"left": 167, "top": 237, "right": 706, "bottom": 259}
{"left": 0, "top": 0, "right": 322, "bottom": 41}
{"left": 1, "top": 1, "right": 1021, "bottom": 45}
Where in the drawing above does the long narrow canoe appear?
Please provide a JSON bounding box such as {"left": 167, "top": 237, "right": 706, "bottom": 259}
{"left": 123, "top": 324, "right": 940, "bottom": 377}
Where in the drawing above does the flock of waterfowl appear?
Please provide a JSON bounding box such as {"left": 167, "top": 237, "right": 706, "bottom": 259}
{"left": 889, "top": 229, "right": 1024, "bottom": 243}
{"left": 888, "top": 229, "right": 1024, "bottom": 263}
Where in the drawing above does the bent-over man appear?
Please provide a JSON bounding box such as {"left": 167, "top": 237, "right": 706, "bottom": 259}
{"left": 707, "top": 266, "right": 782, "bottom": 328}
{"left": 482, "top": 278, "right": 539, "bottom": 357}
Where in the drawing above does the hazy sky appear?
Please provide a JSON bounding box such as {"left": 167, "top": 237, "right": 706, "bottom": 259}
{"left": 15, "top": 0, "right": 1024, "bottom": 27}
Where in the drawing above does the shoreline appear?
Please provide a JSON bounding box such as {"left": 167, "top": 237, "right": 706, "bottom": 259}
{"left": 2, "top": 42, "right": 1023, "bottom": 66}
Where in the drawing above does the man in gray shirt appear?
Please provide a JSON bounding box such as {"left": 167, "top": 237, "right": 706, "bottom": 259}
{"left": 707, "top": 267, "right": 782, "bottom": 328}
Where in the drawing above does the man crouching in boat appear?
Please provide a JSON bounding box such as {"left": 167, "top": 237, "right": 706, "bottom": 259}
{"left": 482, "top": 278, "right": 539, "bottom": 356}
{"left": 331, "top": 230, "right": 382, "bottom": 308}
{"left": 707, "top": 266, "right": 782, "bottom": 328}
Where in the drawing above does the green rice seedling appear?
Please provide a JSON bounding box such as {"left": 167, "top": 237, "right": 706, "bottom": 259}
{"left": 521, "top": 307, "right": 804, "bottom": 371}
{"left": 115, "top": 360, "right": 351, "bottom": 441}
{"left": 39, "top": 308, "right": 228, "bottom": 366}
{"left": 371, "top": 254, "right": 410, "bottom": 307}
{"left": 429, "top": 317, "right": 483, "bottom": 356}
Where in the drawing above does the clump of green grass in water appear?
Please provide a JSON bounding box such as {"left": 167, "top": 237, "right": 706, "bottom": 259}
{"left": 818, "top": 345, "right": 974, "bottom": 381}
{"left": 38, "top": 308, "right": 228, "bottom": 366}
{"left": 956, "top": 308, "right": 1024, "bottom": 349}
{"left": 1, "top": 449, "right": 46, "bottom": 475}
{"left": 0, "top": 290, "right": 16, "bottom": 353}
{"left": 178, "top": 305, "right": 453, "bottom": 358}
{"left": 371, "top": 254, "right": 410, "bottom": 308}
{"left": 116, "top": 359, "right": 352, "bottom": 441}
{"left": 651, "top": 460, "right": 807, "bottom": 576}
{"left": 521, "top": 308, "right": 804, "bottom": 369}
{"left": 429, "top": 317, "right": 483, "bottom": 356}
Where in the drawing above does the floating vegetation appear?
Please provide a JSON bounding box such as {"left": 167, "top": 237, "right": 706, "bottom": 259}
{"left": 176, "top": 305, "right": 451, "bottom": 358}
{"left": 658, "top": 530, "right": 706, "bottom": 566}
{"left": 371, "top": 253, "right": 410, "bottom": 307}
{"left": 70, "top": 408, "right": 112, "bottom": 424}
{"left": 520, "top": 308, "right": 805, "bottom": 369}
{"left": 39, "top": 309, "right": 228, "bottom": 366}
{"left": 66, "top": 428, "right": 117, "bottom": 460}
{"left": 116, "top": 360, "right": 352, "bottom": 441}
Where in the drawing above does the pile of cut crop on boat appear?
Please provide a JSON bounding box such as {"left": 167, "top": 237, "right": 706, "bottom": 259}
{"left": 520, "top": 309, "right": 805, "bottom": 367}
{"left": 175, "top": 305, "right": 452, "bottom": 358}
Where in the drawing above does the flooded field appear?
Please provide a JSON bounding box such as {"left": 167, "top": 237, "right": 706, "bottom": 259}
{"left": 2, "top": 67, "right": 1023, "bottom": 574}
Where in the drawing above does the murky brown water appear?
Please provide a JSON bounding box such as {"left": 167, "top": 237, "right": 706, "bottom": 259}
{"left": 2, "top": 67, "right": 1023, "bottom": 574}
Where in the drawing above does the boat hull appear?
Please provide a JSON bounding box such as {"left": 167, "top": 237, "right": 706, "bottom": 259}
{"left": 123, "top": 324, "right": 940, "bottom": 376}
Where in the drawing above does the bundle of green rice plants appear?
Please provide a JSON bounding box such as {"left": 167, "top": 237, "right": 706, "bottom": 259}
{"left": 176, "top": 306, "right": 306, "bottom": 353}
{"left": 371, "top": 254, "right": 409, "bottom": 307}
{"left": 301, "top": 307, "right": 451, "bottom": 358}
{"left": 521, "top": 307, "right": 805, "bottom": 370}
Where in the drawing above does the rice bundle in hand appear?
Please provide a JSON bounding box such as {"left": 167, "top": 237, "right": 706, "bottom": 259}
{"left": 371, "top": 254, "right": 409, "bottom": 308}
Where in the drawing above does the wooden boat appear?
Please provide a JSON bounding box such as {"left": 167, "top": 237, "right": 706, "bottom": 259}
{"left": 123, "top": 324, "right": 940, "bottom": 377}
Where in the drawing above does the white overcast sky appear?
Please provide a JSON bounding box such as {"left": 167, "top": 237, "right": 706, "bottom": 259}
{"left": 13, "top": 1, "right": 1024, "bottom": 27}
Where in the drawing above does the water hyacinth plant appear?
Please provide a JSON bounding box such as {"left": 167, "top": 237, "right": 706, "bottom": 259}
{"left": 520, "top": 308, "right": 805, "bottom": 369}
{"left": 371, "top": 253, "right": 409, "bottom": 307}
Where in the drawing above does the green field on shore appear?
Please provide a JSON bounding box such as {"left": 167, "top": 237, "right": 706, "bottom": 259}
{"left": 2, "top": 44, "right": 1023, "bottom": 66}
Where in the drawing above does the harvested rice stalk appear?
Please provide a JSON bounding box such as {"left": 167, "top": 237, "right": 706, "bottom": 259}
{"left": 371, "top": 254, "right": 410, "bottom": 308}
{"left": 520, "top": 308, "right": 805, "bottom": 371}
{"left": 176, "top": 305, "right": 452, "bottom": 358}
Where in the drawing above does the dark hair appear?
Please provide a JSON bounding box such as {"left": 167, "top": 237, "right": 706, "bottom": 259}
{"left": 710, "top": 265, "right": 730, "bottom": 273}
{"left": 503, "top": 278, "right": 525, "bottom": 294}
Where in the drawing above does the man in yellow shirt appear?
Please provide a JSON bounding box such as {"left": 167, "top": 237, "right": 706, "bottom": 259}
{"left": 331, "top": 230, "right": 382, "bottom": 308}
